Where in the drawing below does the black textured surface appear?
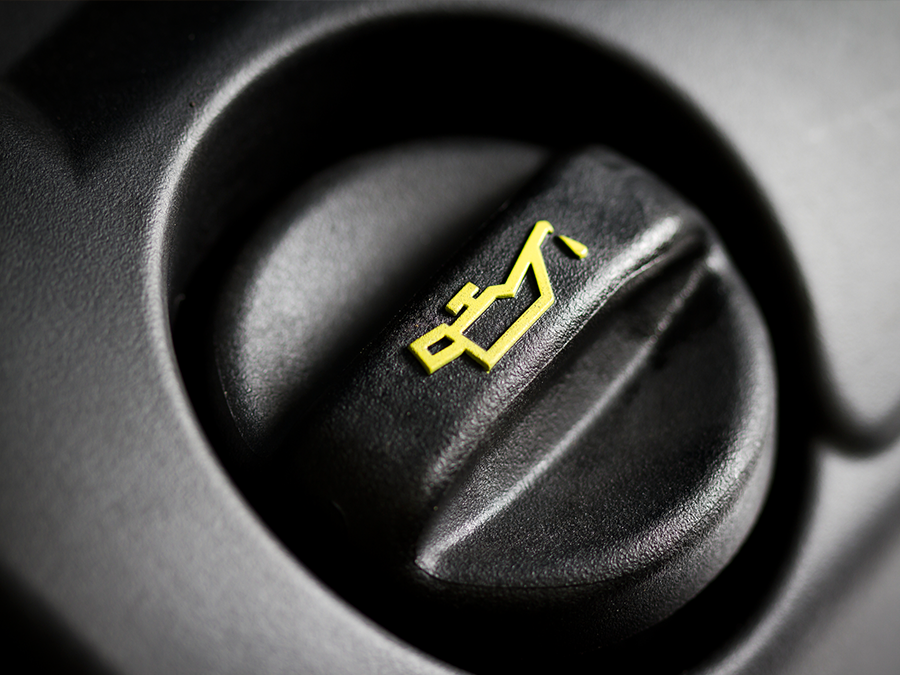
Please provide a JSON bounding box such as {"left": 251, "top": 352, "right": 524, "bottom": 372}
{"left": 276, "top": 149, "right": 775, "bottom": 659}
{"left": 2, "top": 3, "right": 900, "bottom": 675}
{"left": 210, "top": 139, "right": 549, "bottom": 463}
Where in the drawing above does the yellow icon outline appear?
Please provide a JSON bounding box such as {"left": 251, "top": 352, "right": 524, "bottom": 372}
{"left": 409, "top": 220, "right": 587, "bottom": 374}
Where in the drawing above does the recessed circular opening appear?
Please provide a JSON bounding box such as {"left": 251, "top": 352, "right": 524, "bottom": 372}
{"left": 168, "top": 12, "right": 810, "bottom": 674}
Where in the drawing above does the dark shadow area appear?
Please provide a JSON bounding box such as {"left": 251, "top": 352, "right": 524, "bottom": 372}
{"left": 0, "top": 560, "right": 114, "bottom": 675}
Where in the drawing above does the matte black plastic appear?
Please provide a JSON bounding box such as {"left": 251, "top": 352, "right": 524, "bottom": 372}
{"left": 277, "top": 148, "right": 775, "bottom": 656}
{"left": 3, "top": 3, "right": 900, "bottom": 675}
{"left": 210, "top": 139, "right": 549, "bottom": 463}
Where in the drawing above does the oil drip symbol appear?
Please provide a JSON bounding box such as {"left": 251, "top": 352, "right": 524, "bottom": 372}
{"left": 409, "top": 220, "right": 588, "bottom": 374}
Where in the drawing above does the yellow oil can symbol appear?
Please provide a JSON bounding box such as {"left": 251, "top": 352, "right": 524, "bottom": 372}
{"left": 408, "top": 220, "right": 588, "bottom": 374}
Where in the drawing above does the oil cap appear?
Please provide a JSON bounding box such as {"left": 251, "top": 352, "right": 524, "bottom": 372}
{"left": 225, "top": 147, "right": 776, "bottom": 660}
